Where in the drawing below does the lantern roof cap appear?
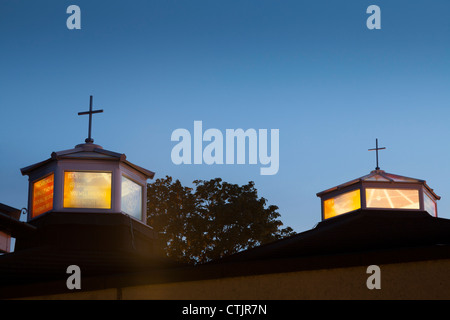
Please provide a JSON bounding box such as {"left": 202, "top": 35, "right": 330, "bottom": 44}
{"left": 20, "top": 142, "right": 155, "bottom": 179}
{"left": 316, "top": 169, "right": 440, "bottom": 200}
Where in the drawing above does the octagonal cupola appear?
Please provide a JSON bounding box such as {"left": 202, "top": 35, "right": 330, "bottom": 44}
{"left": 20, "top": 96, "right": 154, "bottom": 223}
{"left": 20, "top": 143, "right": 154, "bottom": 223}
{"left": 316, "top": 139, "right": 440, "bottom": 220}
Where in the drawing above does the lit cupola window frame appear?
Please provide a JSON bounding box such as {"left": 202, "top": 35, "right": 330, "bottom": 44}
{"left": 317, "top": 139, "right": 440, "bottom": 220}
{"left": 21, "top": 142, "right": 154, "bottom": 223}
{"left": 317, "top": 169, "right": 440, "bottom": 220}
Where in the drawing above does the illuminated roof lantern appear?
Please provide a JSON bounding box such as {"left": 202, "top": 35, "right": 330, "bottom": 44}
{"left": 20, "top": 142, "right": 155, "bottom": 223}
{"left": 316, "top": 139, "right": 440, "bottom": 220}
{"left": 20, "top": 96, "right": 155, "bottom": 223}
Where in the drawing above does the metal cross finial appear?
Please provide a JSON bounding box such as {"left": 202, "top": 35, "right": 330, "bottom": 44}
{"left": 78, "top": 95, "right": 103, "bottom": 143}
{"left": 368, "top": 138, "right": 386, "bottom": 170}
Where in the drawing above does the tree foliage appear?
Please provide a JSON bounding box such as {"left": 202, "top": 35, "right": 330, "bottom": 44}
{"left": 147, "top": 176, "right": 295, "bottom": 265}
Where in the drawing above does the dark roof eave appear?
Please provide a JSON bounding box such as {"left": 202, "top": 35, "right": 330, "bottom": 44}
{"left": 316, "top": 178, "right": 360, "bottom": 197}
{"left": 423, "top": 183, "right": 441, "bottom": 200}
{"left": 0, "top": 203, "right": 21, "bottom": 220}
{"left": 123, "top": 160, "right": 155, "bottom": 179}
{"left": 0, "top": 211, "right": 37, "bottom": 237}
{"left": 20, "top": 158, "right": 54, "bottom": 176}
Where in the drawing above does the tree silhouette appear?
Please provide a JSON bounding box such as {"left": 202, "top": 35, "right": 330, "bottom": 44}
{"left": 147, "top": 176, "right": 294, "bottom": 264}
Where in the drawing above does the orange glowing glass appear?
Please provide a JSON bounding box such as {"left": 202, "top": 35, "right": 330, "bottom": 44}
{"left": 323, "top": 189, "right": 361, "bottom": 219}
{"left": 32, "top": 173, "right": 54, "bottom": 218}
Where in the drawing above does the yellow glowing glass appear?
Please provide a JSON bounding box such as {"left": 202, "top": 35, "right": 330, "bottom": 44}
{"left": 32, "top": 173, "right": 54, "bottom": 218}
{"left": 366, "top": 188, "right": 419, "bottom": 209}
{"left": 324, "top": 189, "right": 361, "bottom": 219}
{"left": 63, "top": 171, "right": 112, "bottom": 209}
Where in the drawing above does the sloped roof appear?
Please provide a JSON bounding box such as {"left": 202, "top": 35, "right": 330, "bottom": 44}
{"left": 316, "top": 170, "right": 440, "bottom": 199}
{"left": 0, "top": 203, "right": 36, "bottom": 238}
{"left": 211, "top": 209, "right": 450, "bottom": 263}
{"left": 20, "top": 143, "right": 155, "bottom": 179}
{"left": 0, "top": 211, "right": 180, "bottom": 295}
{"left": 0, "top": 203, "right": 21, "bottom": 220}
{"left": 1, "top": 209, "right": 450, "bottom": 299}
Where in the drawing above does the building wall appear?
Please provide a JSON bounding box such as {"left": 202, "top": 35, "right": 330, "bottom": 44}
{"left": 19, "top": 258, "right": 450, "bottom": 300}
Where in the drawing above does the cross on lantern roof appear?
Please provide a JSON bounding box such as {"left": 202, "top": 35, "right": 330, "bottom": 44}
{"left": 78, "top": 95, "right": 103, "bottom": 144}
{"left": 368, "top": 138, "right": 386, "bottom": 170}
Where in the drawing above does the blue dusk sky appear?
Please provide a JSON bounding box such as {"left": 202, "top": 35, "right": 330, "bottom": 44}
{"left": 1, "top": 0, "right": 449, "bottom": 233}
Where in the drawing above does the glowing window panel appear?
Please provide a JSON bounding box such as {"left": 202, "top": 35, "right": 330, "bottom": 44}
{"left": 424, "top": 192, "right": 437, "bottom": 217}
{"left": 121, "top": 175, "right": 143, "bottom": 220}
{"left": 32, "top": 173, "right": 54, "bottom": 218}
{"left": 64, "top": 172, "right": 112, "bottom": 209}
{"left": 366, "top": 188, "right": 419, "bottom": 209}
{"left": 324, "top": 189, "right": 361, "bottom": 219}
